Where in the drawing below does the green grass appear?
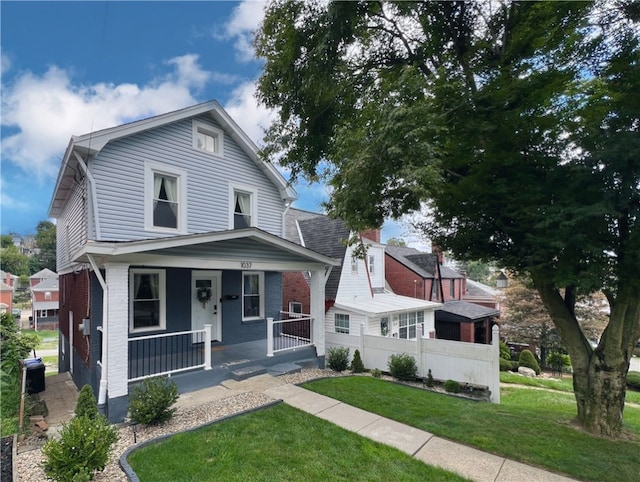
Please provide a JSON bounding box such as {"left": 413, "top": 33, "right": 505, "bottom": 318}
{"left": 500, "top": 371, "right": 640, "bottom": 405}
{"left": 26, "top": 329, "right": 59, "bottom": 350}
{"left": 127, "top": 403, "right": 468, "bottom": 481}
{"left": 302, "top": 377, "right": 640, "bottom": 482}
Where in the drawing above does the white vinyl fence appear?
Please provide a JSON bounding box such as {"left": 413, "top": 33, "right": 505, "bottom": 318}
{"left": 326, "top": 324, "right": 500, "bottom": 403}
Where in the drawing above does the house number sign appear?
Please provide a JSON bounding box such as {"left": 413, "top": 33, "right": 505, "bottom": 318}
{"left": 240, "top": 261, "right": 252, "bottom": 269}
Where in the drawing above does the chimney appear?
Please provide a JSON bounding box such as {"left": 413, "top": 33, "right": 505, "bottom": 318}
{"left": 431, "top": 243, "right": 445, "bottom": 265}
{"left": 361, "top": 229, "right": 381, "bottom": 243}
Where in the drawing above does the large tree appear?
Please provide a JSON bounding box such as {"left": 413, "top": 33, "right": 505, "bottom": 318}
{"left": 256, "top": 0, "right": 640, "bottom": 436}
{"left": 33, "top": 221, "right": 56, "bottom": 273}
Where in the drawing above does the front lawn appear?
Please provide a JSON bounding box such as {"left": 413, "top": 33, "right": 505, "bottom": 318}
{"left": 302, "top": 376, "right": 640, "bottom": 482}
{"left": 127, "top": 403, "right": 468, "bottom": 481}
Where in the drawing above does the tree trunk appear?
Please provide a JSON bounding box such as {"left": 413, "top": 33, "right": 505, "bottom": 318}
{"left": 572, "top": 352, "right": 628, "bottom": 437}
{"left": 532, "top": 272, "right": 640, "bottom": 438}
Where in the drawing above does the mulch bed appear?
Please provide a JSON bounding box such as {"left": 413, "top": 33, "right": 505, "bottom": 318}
{"left": 1, "top": 436, "right": 12, "bottom": 482}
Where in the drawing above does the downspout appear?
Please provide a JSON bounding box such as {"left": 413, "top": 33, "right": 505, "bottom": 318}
{"left": 74, "top": 152, "right": 102, "bottom": 239}
{"left": 87, "top": 254, "right": 108, "bottom": 407}
{"left": 281, "top": 201, "right": 292, "bottom": 239}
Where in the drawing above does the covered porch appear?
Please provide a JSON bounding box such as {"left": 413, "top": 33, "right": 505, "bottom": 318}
{"left": 72, "top": 228, "right": 338, "bottom": 422}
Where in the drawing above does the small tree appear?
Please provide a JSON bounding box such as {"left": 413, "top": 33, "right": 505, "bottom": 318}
{"left": 350, "top": 349, "right": 365, "bottom": 373}
{"left": 75, "top": 385, "right": 99, "bottom": 420}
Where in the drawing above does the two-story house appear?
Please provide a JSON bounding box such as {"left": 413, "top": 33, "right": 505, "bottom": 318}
{"left": 385, "top": 246, "right": 499, "bottom": 343}
{"left": 283, "top": 209, "right": 441, "bottom": 345}
{"left": 49, "top": 101, "right": 337, "bottom": 422}
{"left": 29, "top": 268, "right": 60, "bottom": 329}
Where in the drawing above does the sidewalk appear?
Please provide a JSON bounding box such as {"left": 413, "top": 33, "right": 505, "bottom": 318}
{"left": 180, "top": 374, "right": 576, "bottom": 482}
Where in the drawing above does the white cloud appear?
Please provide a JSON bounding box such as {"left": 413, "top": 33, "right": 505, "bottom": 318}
{"left": 221, "top": 0, "right": 266, "bottom": 62}
{"left": 224, "top": 80, "right": 275, "bottom": 144}
{"left": 0, "top": 54, "right": 216, "bottom": 181}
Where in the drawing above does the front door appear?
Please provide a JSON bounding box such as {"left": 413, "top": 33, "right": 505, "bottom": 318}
{"left": 192, "top": 271, "right": 222, "bottom": 342}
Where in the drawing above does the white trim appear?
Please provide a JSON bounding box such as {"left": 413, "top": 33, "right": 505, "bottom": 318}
{"left": 192, "top": 119, "right": 224, "bottom": 157}
{"left": 228, "top": 183, "right": 259, "bottom": 229}
{"left": 242, "top": 271, "right": 264, "bottom": 321}
{"left": 144, "top": 161, "right": 188, "bottom": 234}
{"left": 129, "top": 268, "right": 166, "bottom": 333}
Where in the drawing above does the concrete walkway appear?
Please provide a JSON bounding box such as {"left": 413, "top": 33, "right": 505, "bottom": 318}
{"left": 178, "top": 374, "right": 576, "bottom": 482}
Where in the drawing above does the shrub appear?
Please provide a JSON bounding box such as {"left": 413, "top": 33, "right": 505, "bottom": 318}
{"left": 627, "top": 371, "right": 640, "bottom": 392}
{"left": 128, "top": 376, "right": 179, "bottom": 426}
{"left": 42, "top": 414, "right": 118, "bottom": 481}
{"left": 350, "top": 349, "right": 365, "bottom": 373}
{"left": 75, "top": 385, "right": 99, "bottom": 420}
{"left": 500, "top": 358, "right": 516, "bottom": 372}
{"left": 326, "top": 347, "right": 350, "bottom": 372}
{"left": 499, "top": 341, "right": 511, "bottom": 360}
{"left": 388, "top": 353, "right": 417, "bottom": 381}
{"left": 546, "top": 352, "right": 571, "bottom": 372}
{"left": 518, "top": 349, "right": 541, "bottom": 375}
{"left": 444, "top": 379, "right": 461, "bottom": 393}
{"left": 370, "top": 368, "right": 382, "bottom": 378}
{"left": 425, "top": 369, "right": 434, "bottom": 387}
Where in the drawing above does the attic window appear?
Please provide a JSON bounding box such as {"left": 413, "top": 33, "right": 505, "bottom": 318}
{"left": 193, "top": 120, "right": 223, "bottom": 156}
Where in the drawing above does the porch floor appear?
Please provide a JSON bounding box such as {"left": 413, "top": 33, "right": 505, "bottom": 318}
{"left": 131, "top": 339, "right": 320, "bottom": 396}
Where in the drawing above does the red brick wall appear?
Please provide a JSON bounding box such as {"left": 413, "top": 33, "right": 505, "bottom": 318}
{"left": 460, "top": 322, "right": 475, "bottom": 343}
{"left": 59, "top": 270, "right": 91, "bottom": 364}
{"left": 282, "top": 272, "right": 311, "bottom": 315}
{"left": 0, "top": 291, "right": 13, "bottom": 312}
{"left": 385, "top": 255, "right": 430, "bottom": 299}
{"left": 33, "top": 291, "right": 60, "bottom": 303}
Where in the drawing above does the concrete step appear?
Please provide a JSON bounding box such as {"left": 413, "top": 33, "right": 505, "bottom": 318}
{"left": 267, "top": 362, "right": 302, "bottom": 376}
{"left": 230, "top": 365, "right": 266, "bottom": 381}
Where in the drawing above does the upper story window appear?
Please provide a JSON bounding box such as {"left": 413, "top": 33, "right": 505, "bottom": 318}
{"left": 450, "top": 279, "right": 456, "bottom": 299}
{"left": 193, "top": 120, "right": 224, "bottom": 156}
{"left": 145, "top": 162, "right": 187, "bottom": 233}
{"left": 44, "top": 291, "right": 52, "bottom": 300}
{"left": 368, "top": 255, "right": 375, "bottom": 274}
{"left": 130, "top": 269, "right": 166, "bottom": 333}
{"left": 351, "top": 256, "right": 358, "bottom": 274}
{"left": 229, "top": 184, "right": 258, "bottom": 229}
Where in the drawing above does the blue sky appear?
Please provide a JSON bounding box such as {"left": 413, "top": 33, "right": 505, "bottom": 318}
{"left": 1, "top": 1, "right": 420, "bottom": 245}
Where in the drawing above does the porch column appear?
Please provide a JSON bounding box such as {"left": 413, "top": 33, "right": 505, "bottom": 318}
{"left": 310, "top": 268, "right": 328, "bottom": 358}
{"left": 105, "top": 262, "right": 130, "bottom": 422}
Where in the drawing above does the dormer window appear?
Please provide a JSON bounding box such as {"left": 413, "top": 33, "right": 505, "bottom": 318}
{"left": 193, "top": 120, "right": 223, "bottom": 156}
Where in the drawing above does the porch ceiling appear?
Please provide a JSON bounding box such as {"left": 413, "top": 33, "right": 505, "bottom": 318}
{"left": 73, "top": 228, "right": 340, "bottom": 271}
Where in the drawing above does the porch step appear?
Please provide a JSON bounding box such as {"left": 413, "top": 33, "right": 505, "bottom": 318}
{"left": 295, "top": 358, "right": 321, "bottom": 370}
{"left": 230, "top": 365, "right": 267, "bottom": 381}
{"left": 267, "top": 362, "right": 302, "bottom": 377}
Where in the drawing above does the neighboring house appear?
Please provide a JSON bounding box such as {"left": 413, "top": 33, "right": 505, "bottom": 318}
{"left": 284, "top": 209, "right": 442, "bottom": 341}
{"left": 49, "top": 101, "right": 337, "bottom": 422}
{"left": 30, "top": 268, "right": 58, "bottom": 288}
{"left": 0, "top": 272, "right": 14, "bottom": 314}
{"left": 385, "top": 246, "right": 499, "bottom": 343}
{"left": 464, "top": 278, "right": 501, "bottom": 311}
{"left": 31, "top": 276, "right": 60, "bottom": 329}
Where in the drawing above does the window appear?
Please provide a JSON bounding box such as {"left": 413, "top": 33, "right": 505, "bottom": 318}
{"left": 130, "top": 269, "right": 166, "bottom": 332}
{"left": 289, "top": 301, "right": 303, "bottom": 318}
{"left": 450, "top": 280, "right": 456, "bottom": 299}
{"left": 144, "top": 163, "right": 187, "bottom": 233}
{"left": 44, "top": 291, "right": 52, "bottom": 300}
{"left": 368, "top": 255, "right": 375, "bottom": 274}
{"left": 243, "top": 272, "right": 264, "bottom": 320}
{"left": 229, "top": 184, "right": 258, "bottom": 229}
{"left": 335, "top": 313, "right": 350, "bottom": 334}
{"left": 431, "top": 279, "right": 440, "bottom": 301}
{"left": 396, "top": 311, "right": 424, "bottom": 339}
{"left": 192, "top": 120, "right": 223, "bottom": 156}
{"left": 380, "top": 316, "right": 389, "bottom": 336}
{"left": 351, "top": 256, "right": 358, "bottom": 274}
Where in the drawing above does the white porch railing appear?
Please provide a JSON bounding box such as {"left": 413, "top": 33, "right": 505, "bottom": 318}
{"left": 128, "top": 324, "right": 211, "bottom": 382}
{"left": 267, "top": 312, "right": 313, "bottom": 356}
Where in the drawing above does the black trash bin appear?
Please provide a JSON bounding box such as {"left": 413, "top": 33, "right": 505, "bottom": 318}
{"left": 24, "top": 357, "right": 46, "bottom": 394}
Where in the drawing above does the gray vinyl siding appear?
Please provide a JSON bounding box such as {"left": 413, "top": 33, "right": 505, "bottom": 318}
{"left": 57, "top": 178, "right": 89, "bottom": 271}
{"left": 90, "top": 115, "right": 285, "bottom": 241}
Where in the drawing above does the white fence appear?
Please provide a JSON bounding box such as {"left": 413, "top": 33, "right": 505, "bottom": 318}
{"left": 326, "top": 324, "right": 500, "bottom": 403}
